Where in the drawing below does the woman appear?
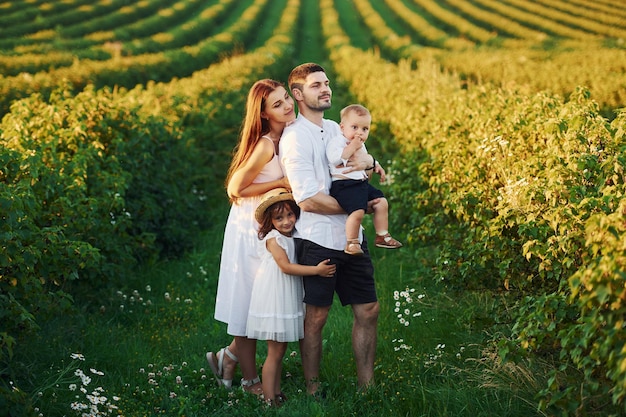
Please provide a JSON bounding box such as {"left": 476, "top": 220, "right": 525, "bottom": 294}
{"left": 208, "top": 79, "right": 296, "bottom": 395}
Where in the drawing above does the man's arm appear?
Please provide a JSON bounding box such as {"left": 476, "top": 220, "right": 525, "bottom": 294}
{"left": 299, "top": 191, "right": 344, "bottom": 214}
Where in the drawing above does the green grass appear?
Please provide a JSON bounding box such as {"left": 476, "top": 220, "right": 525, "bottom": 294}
{"left": 15, "top": 197, "right": 547, "bottom": 416}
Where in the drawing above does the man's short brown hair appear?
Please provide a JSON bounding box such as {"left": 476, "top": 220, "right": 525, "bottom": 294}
{"left": 288, "top": 63, "right": 326, "bottom": 92}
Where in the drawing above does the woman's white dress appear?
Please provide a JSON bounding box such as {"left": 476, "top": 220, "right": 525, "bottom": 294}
{"left": 246, "top": 230, "right": 304, "bottom": 342}
{"left": 214, "top": 137, "right": 284, "bottom": 336}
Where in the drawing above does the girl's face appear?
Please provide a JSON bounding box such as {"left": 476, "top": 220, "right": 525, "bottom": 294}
{"left": 262, "top": 86, "right": 295, "bottom": 124}
{"left": 271, "top": 204, "right": 297, "bottom": 236}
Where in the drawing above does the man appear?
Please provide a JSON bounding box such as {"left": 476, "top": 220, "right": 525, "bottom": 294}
{"left": 279, "top": 63, "right": 380, "bottom": 396}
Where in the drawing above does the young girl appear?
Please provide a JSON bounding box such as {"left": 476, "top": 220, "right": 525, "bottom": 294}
{"left": 246, "top": 188, "right": 336, "bottom": 406}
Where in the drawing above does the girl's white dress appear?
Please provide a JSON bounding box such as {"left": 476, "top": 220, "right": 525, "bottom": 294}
{"left": 246, "top": 230, "right": 304, "bottom": 343}
{"left": 214, "top": 137, "right": 284, "bottom": 336}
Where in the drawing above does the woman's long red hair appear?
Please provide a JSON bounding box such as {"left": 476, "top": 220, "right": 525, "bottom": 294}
{"left": 225, "top": 79, "right": 284, "bottom": 198}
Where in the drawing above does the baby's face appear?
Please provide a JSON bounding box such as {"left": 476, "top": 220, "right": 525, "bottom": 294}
{"left": 341, "top": 112, "right": 371, "bottom": 142}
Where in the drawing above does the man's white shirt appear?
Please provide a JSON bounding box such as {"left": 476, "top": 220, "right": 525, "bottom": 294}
{"left": 280, "top": 114, "right": 362, "bottom": 251}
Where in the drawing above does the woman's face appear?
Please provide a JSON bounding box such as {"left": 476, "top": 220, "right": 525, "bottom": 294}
{"left": 262, "top": 86, "right": 295, "bottom": 124}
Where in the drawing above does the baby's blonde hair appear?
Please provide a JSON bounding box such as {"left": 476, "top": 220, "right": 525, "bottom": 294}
{"left": 340, "top": 104, "right": 370, "bottom": 121}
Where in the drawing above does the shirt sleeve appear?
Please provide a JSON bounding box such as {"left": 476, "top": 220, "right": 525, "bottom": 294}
{"left": 272, "top": 230, "right": 289, "bottom": 252}
{"left": 259, "top": 229, "right": 287, "bottom": 253}
{"left": 326, "top": 135, "right": 347, "bottom": 168}
{"left": 280, "top": 128, "right": 323, "bottom": 204}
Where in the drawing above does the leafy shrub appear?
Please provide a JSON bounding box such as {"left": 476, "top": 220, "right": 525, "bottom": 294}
{"left": 0, "top": 84, "right": 212, "bottom": 397}
{"left": 326, "top": 42, "right": 626, "bottom": 414}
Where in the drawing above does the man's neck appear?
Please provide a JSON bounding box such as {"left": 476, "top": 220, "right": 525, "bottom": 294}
{"left": 299, "top": 108, "right": 324, "bottom": 127}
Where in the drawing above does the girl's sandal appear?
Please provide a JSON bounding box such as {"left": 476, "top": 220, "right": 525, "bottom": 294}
{"left": 276, "top": 392, "right": 288, "bottom": 405}
{"left": 241, "top": 376, "right": 263, "bottom": 396}
{"left": 206, "top": 347, "right": 238, "bottom": 389}
{"left": 262, "top": 392, "right": 286, "bottom": 408}
{"left": 264, "top": 398, "right": 280, "bottom": 408}
{"left": 344, "top": 239, "right": 364, "bottom": 256}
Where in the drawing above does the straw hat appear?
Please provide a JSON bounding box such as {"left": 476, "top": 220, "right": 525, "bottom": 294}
{"left": 255, "top": 187, "right": 294, "bottom": 223}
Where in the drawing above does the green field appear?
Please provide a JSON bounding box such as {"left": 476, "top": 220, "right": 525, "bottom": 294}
{"left": 2, "top": 1, "right": 626, "bottom": 416}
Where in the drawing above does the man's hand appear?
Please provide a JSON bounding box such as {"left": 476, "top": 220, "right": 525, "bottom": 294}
{"left": 343, "top": 149, "right": 373, "bottom": 174}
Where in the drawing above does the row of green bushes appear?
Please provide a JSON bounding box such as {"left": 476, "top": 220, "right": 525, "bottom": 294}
{"left": 3, "top": 0, "right": 625, "bottom": 119}
{"left": 57, "top": 0, "right": 174, "bottom": 39}
{"left": 0, "top": 0, "right": 229, "bottom": 57}
{"left": 426, "top": 46, "right": 626, "bottom": 117}
{"left": 0, "top": 0, "right": 130, "bottom": 39}
{"left": 0, "top": 0, "right": 240, "bottom": 65}
{"left": 0, "top": 84, "right": 210, "bottom": 387}
{"left": 322, "top": 0, "right": 626, "bottom": 414}
{"left": 343, "top": 0, "right": 626, "bottom": 115}
{"left": 0, "top": 0, "right": 299, "bottom": 411}
{"left": 0, "top": 0, "right": 273, "bottom": 117}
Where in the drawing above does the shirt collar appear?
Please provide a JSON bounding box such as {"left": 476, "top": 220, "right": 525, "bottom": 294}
{"left": 296, "top": 113, "right": 332, "bottom": 140}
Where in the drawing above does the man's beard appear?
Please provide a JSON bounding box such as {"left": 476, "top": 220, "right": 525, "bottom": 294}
{"left": 304, "top": 95, "right": 332, "bottom": 111}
